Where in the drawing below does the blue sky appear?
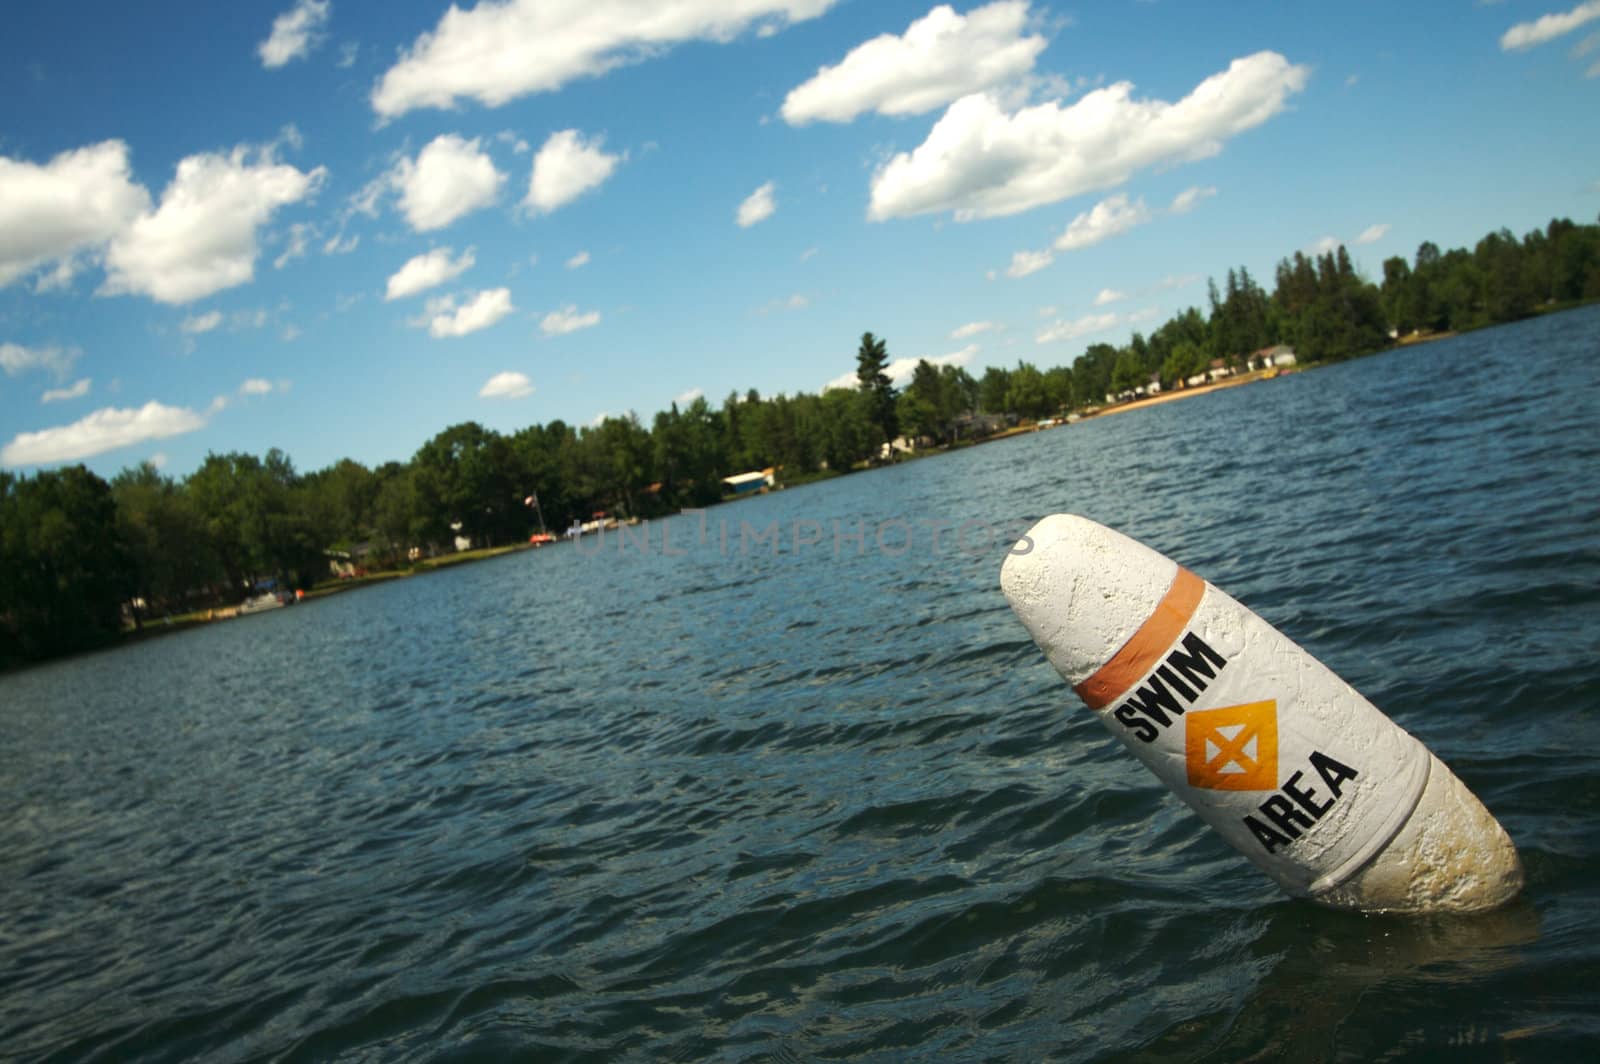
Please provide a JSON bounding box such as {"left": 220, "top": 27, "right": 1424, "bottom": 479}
{"left": 2, "top": 0, "right": 1597, "bottom": 479}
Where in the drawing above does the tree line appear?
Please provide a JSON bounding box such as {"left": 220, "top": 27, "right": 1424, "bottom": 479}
{"left": 4, "top": 214, "right": 1598, "bottom": 668}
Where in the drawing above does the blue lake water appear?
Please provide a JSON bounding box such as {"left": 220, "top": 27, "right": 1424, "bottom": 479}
{"left": 3, "top": 306, "right": 1598, "bottom": 1061}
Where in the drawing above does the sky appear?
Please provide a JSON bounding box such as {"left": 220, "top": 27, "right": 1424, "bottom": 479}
{"left": 2, "top": 0, "right": 1597, "bottom": 480}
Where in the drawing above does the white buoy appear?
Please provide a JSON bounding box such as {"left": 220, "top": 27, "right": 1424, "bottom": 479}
{"left": 1001, "top": 514, "right": 1523, "bottom": 913}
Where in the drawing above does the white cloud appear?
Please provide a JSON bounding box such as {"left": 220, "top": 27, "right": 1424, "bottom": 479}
{"left": 1007, "top": 186, "right": 1215, "bottom": 280}
{"left": 1006, "top": 249, "right": 1054, "bottom": 278}
{"left": 372, "top": 0, "right": 839, "bottom": 117}
{"left": 1169, "top": 185, "right": 1217, "bottom": 214}
{"left": 148, "top": 452, "right": 169, "bottom": 469}
{"left": 259, "top": 0, "right": 331, "bottom": 68}
{"left": 426, "top": 288, "right": 515, "bottom": 338}
{"left": 181, "top": 310, "right": 224, "bottom": 334}
{"left": 1589, "top": 58, "right": 1600, "bottom": 75}
{"left": 541, "top": 305, "right": 601, "bottom": 335}
{"left": 1156, "top": 273, "right": 1202, "bottom": 291}
{"left": 41, "top": 378, "right": 91, "bottom": 403}
{"left": 1575, "top": 31, "right": 1600, "bottom": 56}
{"left": 1, "top": 342, "right": 80, "bottom": 379}
{"left": 884, "top": 343, "right": 977, "bottom": 385}
{"left": 1, "top": 401, "right": 207, "bottom": 466}
{"left": 480, "top": 370, "right": 535, "bottom": 399}
{"left": 566, "top": 250, "right": 591, "bottom": 269}
{"left": 951, "top": 320, "right": 997, "bottom": 339}
{"left": 337, "top": 42, "right": 359, "bottom": 68}
{"left": 1500, "top": 1, "right": 1600, "bottom": 50}
{"left": 1054, "top": 193, "right": 1152, "bottom": 251}
{"left": 527, "top": 130, "right": 622, "bottom": 213}
{"left": 1093, "top": 288, "right": 1126, "bottom": 306}
{"left": 239, "top": 378, "right": 275, "bottom": 396}
{"left": 755, "top": 292, "right": 810, "bottom": 314}
{"left": 1307, "top": 235, "right": 1341, "bottom": 255}
{"left": 101, "top": 144, "right": 325, "bottom": 304}
{"left": 1355, "top": 222, "right": 1391, "bottom": 244}
{"left": 497, "top": 130, "right": 532, "bottom": 154}
{"left": 826, "top": 343, "right": 977, "bottom": 392}
{"left": 0, "top": 140, "right": 149, "bottom": 288}
{"left": 781, "top": 1, "right": 1047, "bottom": 124}
{"left": 800, "top": 246, "right": 819, "bottom": 261}
{"left": 385, "top": 247, "right": 475, "bottom": 301}
{"left": 675, "top": 387, "right": 704, "bottom": 405}
{"left": 323, "top": 232, "right": 358, "bottom": 254}
{"left": 1036, "top": 312, "right": 1120, "bottom": 344}
{"left": 274, "top": 221, "right": 313, "bottom": 269}
{"left": 869, "top": 51, "right": 1308, "bottom": 221}
{"left": 394, "top": 134, "right": 504, "bottom": 232}
{"left": 737, "top": 181, "right": 777, "bottom": 228}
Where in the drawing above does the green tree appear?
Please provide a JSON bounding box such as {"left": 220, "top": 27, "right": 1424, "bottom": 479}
{"left": 0, "top": 466, "right": 132, "bottom": 665}
{"left": 978, "top": 365, "right": 1011, "bottom": 414}
{"left": 112, "top": 462, "right": 217, "bottom": 616}
{"left": 855, "top": 332, "right": 899, "bottom": 454}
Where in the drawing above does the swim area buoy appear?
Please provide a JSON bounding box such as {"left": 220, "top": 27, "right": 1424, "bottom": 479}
{"left": 1001, "top": 514, "right": 1523, "bottom": 913}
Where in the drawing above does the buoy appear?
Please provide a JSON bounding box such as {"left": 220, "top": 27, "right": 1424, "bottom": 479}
{"left": 1001, "top": 514, "right": 1523, "bottom": 913}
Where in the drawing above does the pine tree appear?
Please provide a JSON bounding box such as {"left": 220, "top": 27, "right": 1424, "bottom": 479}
{"left": 855, "top": 332, "right": 899, "bottom": 455}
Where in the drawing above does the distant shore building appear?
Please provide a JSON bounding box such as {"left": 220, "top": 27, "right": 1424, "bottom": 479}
{"left": 723, "top": 468, "right": 777, "bottom": 496}
{"left": 1247, "top": 344, "right": 1298, "bottom": 371}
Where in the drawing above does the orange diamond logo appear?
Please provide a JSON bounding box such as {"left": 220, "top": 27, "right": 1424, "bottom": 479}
{"left": 1186, "top": 700, "right": 1278, "bottom": 790}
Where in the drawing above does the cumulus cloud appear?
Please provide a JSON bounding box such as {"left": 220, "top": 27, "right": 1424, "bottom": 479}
{"left": 385, "top": 246, "right": 475, "bottom": 300}
{"left": 238, "top": 378, "right": 276, "bottom": 396}
{"left": 950, "top": 320, "right": 997, "bottom": 339}
{"left": 1054, "top": 193, "right": 1153, "bottom": 251}
{"left": 394, "top": 134, "right": 504, "bottom": 232}
{"left": 1355, "top": 222, "right": 1391, "bottom": 244}
{"left": 527, "top": 130, "right": 622, "bottom": 214}
{"left": 737, "top": 181, "right": 777, "bottom": 227}
{"left": 869, "top": 51, "right": 1308, "bottom": 221}
{"left": 1500, "top": 1, "right": 1600, "bottom": 49}
{"left": 1170, "top": 185, "right": 1217, "bottom": 214}
{"left": 782, "top": 1, "right": 1046, "bottom": 124}
{"left": 825, "top": 343, "right": 976, "bottom": 391}
{"left": 1, "top": 400, "right": 207, "bottom": 466}
{"left": 424, "top": 288, "right": 515, "bottom": 338}
{"left": 1005, "top": 249, "right": 1053, "bottom": 278}
{"left": 566, "top": 250, "right": 591, "bottom": 269}
{"left": 41, "top": 378, "right": 91, "bottom": 403}
{"left": 541, "top": 305, "right": 601, "bottom": 335}
{"left": 675, "top": 387, "right": 704, "bottom": 405}
{"left": 1036, "top": 312, "right": 1120, "bottom": 344}
{"left": 259, "top": 0, "right": 331, "bottom": 68}
{"left": 1093, "top": 288, "right": 1126, "bottom": 306}
{"left": 0, "top": 140, "right": 149, "bottom": 288}
{"left": 480, "top": 370, "right": 534, "bottom": 399}
{"left": 1007, "top": 187, "right": 1215, "bottom": 279}
{"left": 101, "top": 143, "right": 326, "bottom": 304}
{"left": 372, "top": 0, "right": 839, "bottom": 117}
{"left": 1, "top": 342, "right": 80, "bottom": 380}
{"left": 181, "top": 310, "right": 224, "bottom": 334}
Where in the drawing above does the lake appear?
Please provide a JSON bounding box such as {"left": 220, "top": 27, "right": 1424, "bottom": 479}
{"left": 4, "top": 306, "right": 1598, "bottom": 1061}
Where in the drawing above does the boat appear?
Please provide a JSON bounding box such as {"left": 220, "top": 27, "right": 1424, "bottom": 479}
{"left": 238, "top": 591, "right": 288, "bottom": 614}
{"left": 722, "top": 468, "right": 776, "bottom": 497}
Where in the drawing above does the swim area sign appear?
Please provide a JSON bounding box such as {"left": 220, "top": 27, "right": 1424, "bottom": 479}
{"left": 1001, "top": 514, "right": 1522, "bottom": 912}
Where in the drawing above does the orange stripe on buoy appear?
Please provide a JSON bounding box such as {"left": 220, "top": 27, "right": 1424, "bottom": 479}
{"left": 1074, "top": 567, "right": 1204, "bottom": 710}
